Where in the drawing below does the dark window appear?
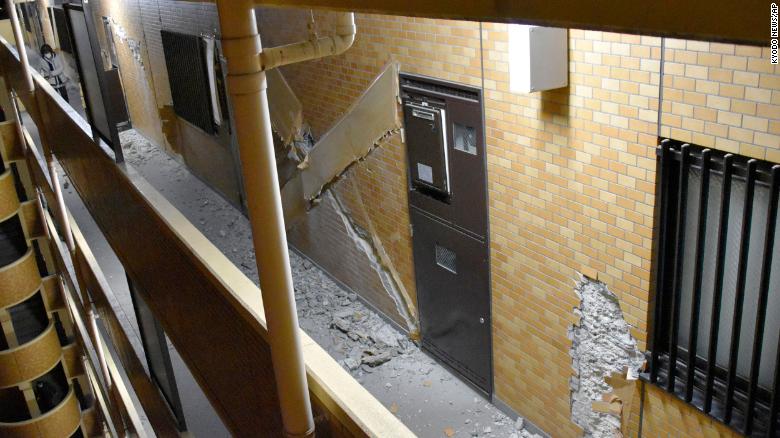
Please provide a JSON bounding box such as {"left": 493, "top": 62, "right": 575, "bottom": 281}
{"left": 651, "top": 139, "right": 780, "bottom": 435}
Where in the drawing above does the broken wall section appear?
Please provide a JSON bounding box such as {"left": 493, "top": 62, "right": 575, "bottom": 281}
{"left": 287, "top": 187, "right": 412, "bottom": 330}
{"left": 569, "top": 275, "right": 645, "bottom": 438}
{"left": 283, "top": 62, "right": 417, "bottom": 332}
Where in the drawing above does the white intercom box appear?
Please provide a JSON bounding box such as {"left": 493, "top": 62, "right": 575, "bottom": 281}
{"left": 508, "top": 25, "right": 568, "bottom": 93}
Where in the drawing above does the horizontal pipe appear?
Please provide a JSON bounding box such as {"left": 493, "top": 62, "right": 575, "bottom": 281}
{"left": 260, "top": 12, "right": 355, "bottom": 70}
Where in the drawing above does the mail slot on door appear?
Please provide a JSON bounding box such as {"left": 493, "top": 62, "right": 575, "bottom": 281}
{"left": 403, "top": 98, "right": 450, "bottom": 197}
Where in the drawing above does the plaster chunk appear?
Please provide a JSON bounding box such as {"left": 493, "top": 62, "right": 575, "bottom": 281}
{"left": 569, "top": 275, "right": 645, "bottom": 437}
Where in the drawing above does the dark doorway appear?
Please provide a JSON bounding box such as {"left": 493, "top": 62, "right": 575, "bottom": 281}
{"left": 64, "top": 3, "right": 126, "bottom": 161}
{"left": 401, "top": 73, "right": 492, "bottom": 396}
{"left": 127, "top": 276, "right": 188, "bottom": 431}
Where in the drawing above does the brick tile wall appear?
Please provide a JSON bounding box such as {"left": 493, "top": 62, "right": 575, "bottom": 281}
{"left": 91, "top": 0, "right": 166, "bottom": 147}
{"left": 257, "top": 10, "right": 486, "bottom": 316}
{"left": 661, "top": 39, "right": 780, "bottom": 160}
{"left": 257, "top": 10, "right": 780, "bottom": 436}
{"left": 482, "top": 25, "right": 661, "bottom": 437}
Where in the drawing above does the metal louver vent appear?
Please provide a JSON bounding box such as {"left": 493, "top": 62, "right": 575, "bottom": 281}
{"left": 160, "top": 30, "right": 214, "bottom": 135}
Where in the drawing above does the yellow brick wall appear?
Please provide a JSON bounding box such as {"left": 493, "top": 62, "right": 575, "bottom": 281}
{"left": 258, "top": 11, "right": 486, "bottom": 306}
{"left": 90, "top": 0, "right": 167, "bottom": 149}
{"left": 482, "top": 25, "right": 661, "bottom": 437}
{"left": 626, "top": 383, "right": 743, "bottom": 438}
{"left": 660, "top": 39, "right": 780, "bottom": 161}
{"left": 255, "top": 9, "right": 780, "bottom": 437}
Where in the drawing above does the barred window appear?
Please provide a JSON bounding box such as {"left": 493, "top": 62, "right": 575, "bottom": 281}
{"left": 651, "top": 139, "right": 780, "bottom": 435}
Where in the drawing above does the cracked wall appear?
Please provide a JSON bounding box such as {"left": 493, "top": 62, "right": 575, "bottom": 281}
{"left": 568, "top": 275, "right": 644, "bottom": 437}
{"left": 287, "top": 183, "right": 413, "bottom": 330}
{"left": 327, "top": 191, "right": 417, "bottom": 333}
{"left": 279, "top": 61, "right": 416, "bottom": 332}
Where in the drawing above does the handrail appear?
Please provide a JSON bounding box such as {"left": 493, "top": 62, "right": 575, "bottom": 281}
{"left": 0, "top": 31, "right": 414, "bottom": 437}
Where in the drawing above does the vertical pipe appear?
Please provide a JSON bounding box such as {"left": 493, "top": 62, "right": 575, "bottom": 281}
{"left": 685, "top": 149, "right": 711, "bottom": 402}
{"left": 88, "top": 308, "right": 112, "bottom": 388}
{"left": 48, "top": 158, "right": 74, "bottom": 251}
{"left": 724, "top": 159, "right": 757, "bottom": 424}
{"left": 704, "top": 153, "right": 733, "bottom": 413}
{"left": 744, "top": 165, "right": 780, "bottom": 434}
{"left": 35, "top": 0, "right": 55, "bottom": 49}
{"left": 651, "top": 139, "right": 671, "bottom": 384}
{"left": 5, "top": 0, "right": 34, "bottom": 92}
{"left": 667, "top": 143, "right": 690, "bottom": 393}
{"left": 216, "top": 1, "right": 314, "bottom": 437}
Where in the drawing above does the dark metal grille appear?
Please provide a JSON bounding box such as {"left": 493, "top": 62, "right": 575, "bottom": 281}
{"left": 160, "top": 30, "right": 214, "bottom": 135}
{"left": 435, "top": 243, "right": 457, "bottom": 274}
{"left": 651, "top": 138, "right": 780, "bottom": 436}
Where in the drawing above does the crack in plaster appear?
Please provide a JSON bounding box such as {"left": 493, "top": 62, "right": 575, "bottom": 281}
{"left": 326, "top": 190, "right": 418, "bottom": 333}
{"left": 569, "top": 275, "right": 645, "bottom": 437}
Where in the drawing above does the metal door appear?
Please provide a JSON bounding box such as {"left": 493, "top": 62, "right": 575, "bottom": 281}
{"left": 411, "top": 207, "right": 492, "bottom": 395}
{"left": 402, "top": 73, "right": 492, "bottom": 396}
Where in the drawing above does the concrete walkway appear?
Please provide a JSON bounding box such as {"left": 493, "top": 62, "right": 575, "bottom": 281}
{"left": 110, "top": 129, "right": 547, "bottom": 438}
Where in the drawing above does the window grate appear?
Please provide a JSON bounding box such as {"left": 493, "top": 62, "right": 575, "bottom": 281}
{"left": 435, "top": 243, "right": 457, "bottom": 274}
{"left": 651, "top": 139, "right": 780, "bottom": 435}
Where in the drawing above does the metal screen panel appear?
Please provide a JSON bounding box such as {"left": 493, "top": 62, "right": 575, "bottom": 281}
{"left": 651, "top": 139, "right": 780, "bottom": 435}
{"left": 160, "top": 30, "right": 214, "bottom": 135}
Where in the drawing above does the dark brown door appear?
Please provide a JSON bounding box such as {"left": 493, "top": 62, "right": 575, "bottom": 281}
{"left": 411, "top": 208, "right": 492, "bottom": 395}
{"left": 402, "top": 73, "right": 492, "bottom": 396}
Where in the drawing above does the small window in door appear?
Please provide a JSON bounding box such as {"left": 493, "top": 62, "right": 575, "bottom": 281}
{"left": 454, "top": 122, "right": 477, "bottom": 155}
{"left": 435, "top": 243, "right": 457, "bottom": 274}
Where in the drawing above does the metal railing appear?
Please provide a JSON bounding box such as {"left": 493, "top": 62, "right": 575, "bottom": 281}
{"left": 0, "top": 32, "right": 413, "bottom": 437}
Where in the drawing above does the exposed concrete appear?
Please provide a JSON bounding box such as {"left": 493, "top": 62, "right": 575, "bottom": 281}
{"left": 568, "top": 275, "right": 645, "bottom": 438}
{"left": 117, "top": 128, "right": 549, "bottom": 437}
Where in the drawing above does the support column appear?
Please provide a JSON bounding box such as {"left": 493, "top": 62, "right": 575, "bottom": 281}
{"left": 35, "top": 0, "right": 56, "bottom": 48}
{"left": 215, "top": 1, "right": 314, "bottom": 437}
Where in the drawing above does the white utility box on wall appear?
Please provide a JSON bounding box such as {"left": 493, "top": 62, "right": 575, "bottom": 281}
{"left": 508, "top": 25, "right": 568, "bottom": 93}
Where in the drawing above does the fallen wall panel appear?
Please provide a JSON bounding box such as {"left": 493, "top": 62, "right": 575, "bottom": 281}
{"left": 267, "top": 68, "right": 304, "bottom": 147}
{"left": 281, "top": 61, "right": 400, "bottom": 212}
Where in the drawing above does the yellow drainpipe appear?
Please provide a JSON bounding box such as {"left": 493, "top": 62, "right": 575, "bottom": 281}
{"left": 35, "top": 0, "right": 56, "bottom": 49}
{"left": 216, "top": 2, "right": 354, "bottom": 436}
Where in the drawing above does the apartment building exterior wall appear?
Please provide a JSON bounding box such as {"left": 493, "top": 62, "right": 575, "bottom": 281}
{"left": 257, "top": 10, "right": 778, "bottom": 437}
{"left": 73, "top": 2, "right": 778, "bottom": 436}
{"left": 90, "top": 0, "right": 243, "bottom": 205}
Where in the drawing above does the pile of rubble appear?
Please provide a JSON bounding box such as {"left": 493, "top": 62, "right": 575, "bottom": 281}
{"left": 119, "top": 128, "right": 547, "bottom": 438}
{"left": 290, "top": 255, "right": 411, "bottom": 373}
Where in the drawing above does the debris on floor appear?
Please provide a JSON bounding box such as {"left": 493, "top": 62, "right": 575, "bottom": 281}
{"left": 119, "top": 128, "right": 547, "bottom": 437}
